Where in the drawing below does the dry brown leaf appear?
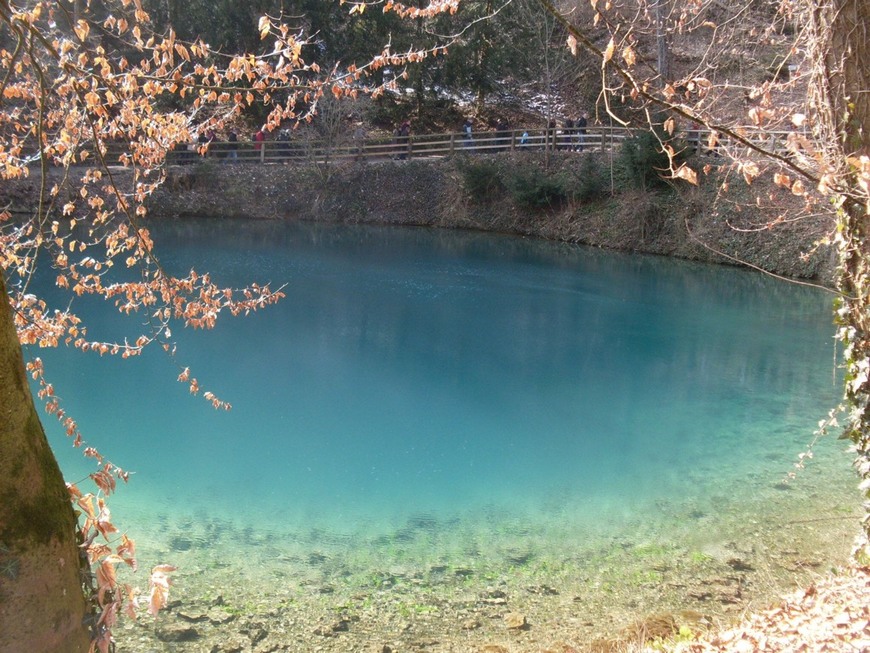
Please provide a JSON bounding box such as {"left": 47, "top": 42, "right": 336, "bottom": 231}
{"left": 602, "top": 38, "right": 615, "bottom": 66}
{"left": 741, "top": 162, "right": 760, "bottom": 185}
{"left": 773, "top": 172, "right": 791, "bottom": 188}
{"left": 674, "top": 164, "right": 698, "bottom": 185}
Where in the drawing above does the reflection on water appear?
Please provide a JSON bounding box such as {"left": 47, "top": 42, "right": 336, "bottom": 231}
{"left": 33, "top": 221, "right": 849, "bottom": 554}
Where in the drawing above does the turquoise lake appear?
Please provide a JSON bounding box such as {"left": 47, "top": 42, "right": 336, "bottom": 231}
{"left": 32, "top": 221, "right": 856, "bottom": 605}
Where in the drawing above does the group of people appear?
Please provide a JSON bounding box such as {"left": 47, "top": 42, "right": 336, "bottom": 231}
{"left": 175, "top": 112, "right": 597, "bottom": 165}
{"left": 557, "top": 112, "right": 589, "bottom": 151}
{"left": 459, "top": 114, "right": 590, "bottom": 153}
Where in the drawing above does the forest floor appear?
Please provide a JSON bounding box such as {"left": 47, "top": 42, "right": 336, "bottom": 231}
{"left": 678, "top": 564, "right": 870, "bottom": 653}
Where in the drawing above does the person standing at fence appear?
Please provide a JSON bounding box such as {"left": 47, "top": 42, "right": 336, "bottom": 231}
{"left": 392, "top": 123, "right": 401, "bottom": 159}
{"left": 275, "top": 129, "right": 292, "bottom": 160}
{"left": 226, "top": 130, "right": 238, "bottom": 162}
{"left": 462, "top": 118, "right": 474, "bottom": 149}
{"left": 396, "top": 120, "right": 411, "bottom": 160}
{"left": 576, "top": 112, "right": 588, "bottom": 151}
{"left": 495, "top": 118, "right": 509, "bottom": 152}
{"left": 546, "top": 119, "right": 557, "bottom": 151}
{"left": 253, "top": 127, "right": 265, "bottom": 161}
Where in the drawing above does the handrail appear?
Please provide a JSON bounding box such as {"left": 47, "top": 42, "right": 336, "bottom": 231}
{"left": 100, "top": 126, "right": 811, "bottom": 167}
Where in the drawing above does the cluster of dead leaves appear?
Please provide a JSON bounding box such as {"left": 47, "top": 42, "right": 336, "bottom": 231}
{"left": 682, "top": 566, "right": 870, "bottom": 652}
{"left": 67, "top": 484, "right": 177, "bottom": 653}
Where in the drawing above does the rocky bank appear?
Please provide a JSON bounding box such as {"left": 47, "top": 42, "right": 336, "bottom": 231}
{"left": 1, "top": 152, "right": 836, "bottom": 284}
{"left": 138, "top": 151, "right": 837, "bottom": 286}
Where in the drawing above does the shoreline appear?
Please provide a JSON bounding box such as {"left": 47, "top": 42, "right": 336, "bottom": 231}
{"left": 1, "top": 153, "right": 838, "bottom": 286}
{"left": 147, "top": 153, "right": 839, "bottom": 286}
{"left": 109, "top": 441, "right": 858, "bottom": 652}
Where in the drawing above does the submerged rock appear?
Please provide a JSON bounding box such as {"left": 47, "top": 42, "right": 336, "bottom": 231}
{"left": 314, "top": 618, "right": 351, "bottom": 636}
{"left": 155, "top": 621, "right": 200, "bottom": 642}
{"left": 503, "top": 612, "right": 528, "bottom": 630}
{"left": 209, "top": 633, "right": 248, "bottom": 652}
{"left": 727, "top": 557, "right": 755, "bottom": 572}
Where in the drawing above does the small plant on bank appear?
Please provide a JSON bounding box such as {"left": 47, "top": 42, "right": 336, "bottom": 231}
{"left": 457, "top": 157, "right": 506, "bottom": 201}
{"left": 617, "top": 119, "right": 689, "bottom": 192}
{"left": 574, "top": 154, "right": 611, "bottom": 202}
{"left": 508, "top": 166, "right": 570, "bottom": 209}
{"left": 649, "top": 625, "right": 699, "bottom": 651}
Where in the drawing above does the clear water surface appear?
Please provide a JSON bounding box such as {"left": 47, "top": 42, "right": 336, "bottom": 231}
{"left": 32, "top": 221, "right": 851, "bottom": 570}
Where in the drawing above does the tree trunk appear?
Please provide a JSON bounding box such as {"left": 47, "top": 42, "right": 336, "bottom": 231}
{"left": 0, "top": 273, "right": 91, "bottom": 653}
{"left": 818, "top": 0, "right": 870, "bottom": 155}
{"left": 808, "top": 0, "right": 870, "bottom": 555}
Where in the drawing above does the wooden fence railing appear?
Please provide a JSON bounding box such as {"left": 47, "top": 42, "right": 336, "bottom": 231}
{"left": 103, "top": 126, "right": 808, "bottom": 167}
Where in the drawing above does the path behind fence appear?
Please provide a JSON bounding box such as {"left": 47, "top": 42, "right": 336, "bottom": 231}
{"left": 152, "top": 125, "right": 808, "bottom": 166}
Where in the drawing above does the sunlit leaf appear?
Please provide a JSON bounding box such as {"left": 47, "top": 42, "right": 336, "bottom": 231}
{"left": 567, "top": 34, "right": 578, "bottom": 56}
{"left": 774, "top": 172, "right": 791, "bottom": 188}
{"left": 602, "top": 38, "right": 615, "bottom": 66}
{"left": 258, "top": 16, "right": 270, "bottom": 40}
{"left": 674, "top": 164, "right": 698, "bottom": 185}
{"left": 74, "top": 20, "right": 90, "bottom": 41}
{"left": 741, "top": 162, "right": 760, "bottom": 185}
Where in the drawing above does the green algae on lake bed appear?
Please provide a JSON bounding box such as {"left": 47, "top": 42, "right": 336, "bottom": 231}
{"left": 112, "top": 446, "right": 858, "bottom": 653}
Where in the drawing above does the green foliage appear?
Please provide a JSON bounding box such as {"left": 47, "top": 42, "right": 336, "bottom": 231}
{"left": 363, "top": 95, "right": 407, "bottom": 131}
{"left": 143, "top": 0, "right": 275, "bottom": 53}
{"left": 617, "top": 120, "right": 688, "bottom": 191}
{"left": 508, "top": 167, "right": 570, "bottom": 209}
{"left": 457, "top": 158, "right": 505, "bottom": 201}
{"left": 137, "top": 0, "right": 570, "bottom": 127}
{"left": 574, "top": 155, "right": 610, "bottom": 203}
{"left": 649, "top": 625, "right": 698, "bottom": 651}
{"left": 438, "top": 0, "right": 536, "bottom": 107}
{"left": 617, "top": 129, "right": 670, "bottom": 191}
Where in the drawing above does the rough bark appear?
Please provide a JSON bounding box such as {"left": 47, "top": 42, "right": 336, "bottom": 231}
{"left": 0, "top": 273, "right": 90, "bottom": 653}
{"left": 808, "top": 0, "right": 870, "bottom": 553}
{"left": 817, "top": 0, "right": 870, "bottom": 157}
